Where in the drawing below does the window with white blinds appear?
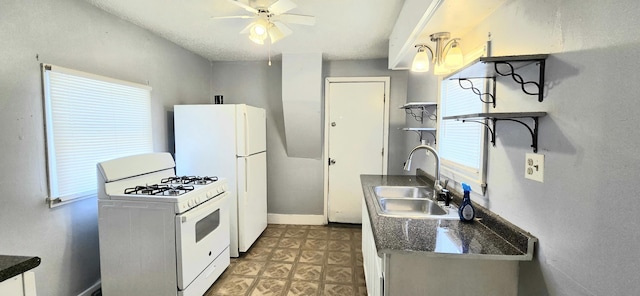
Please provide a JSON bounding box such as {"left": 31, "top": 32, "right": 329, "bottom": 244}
{"left": 439, "top": 78, "right": 486, "bottom": 193}
{"left": 42, "top": 64, "right": 153, "bottom": 207}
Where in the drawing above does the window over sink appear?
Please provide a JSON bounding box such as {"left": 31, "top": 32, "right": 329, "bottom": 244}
{"left": 438, "top": 46, "right": 488, "bottom": 195}
{"left": 41, "top": 64, "right": 153, "bottom": 207}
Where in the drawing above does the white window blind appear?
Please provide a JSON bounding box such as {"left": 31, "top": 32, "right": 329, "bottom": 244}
{"left": 42, "top": 64, "right": 153, "bottom": 207}
{"left": 440, "top": 78, "right": 483, "bottom": 168}
{"left": 439, "top": 77, "right": 487, "bottom": 193}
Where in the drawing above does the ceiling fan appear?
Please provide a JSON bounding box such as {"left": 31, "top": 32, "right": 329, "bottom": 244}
{"left": 213, "top": 0, "right": 316, "bottom": 44}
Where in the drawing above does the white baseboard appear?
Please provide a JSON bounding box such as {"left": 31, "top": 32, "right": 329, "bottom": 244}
{"left": 267, "top": 214, "right": 326, "bottom": 225}
{"left": 78, "top": 280, "right": 100, "bottom": 296}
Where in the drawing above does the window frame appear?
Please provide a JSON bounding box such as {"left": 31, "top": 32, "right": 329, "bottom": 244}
{"left": 41, "top": 64, "right": 153, "bottom": 207}
{"left": 437, "top": 46, "right": 489, "bottom": 195}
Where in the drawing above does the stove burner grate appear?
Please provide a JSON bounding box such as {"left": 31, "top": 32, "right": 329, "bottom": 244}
{"left": 161, "top": 176, "right": 218, "bottom": 185}
{"left": 124, "top": 184, "right": 195, "bottom": 196}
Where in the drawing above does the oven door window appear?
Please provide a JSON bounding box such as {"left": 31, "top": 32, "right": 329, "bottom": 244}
{"left": 195, "top": 209, "right": 220, "bottom": 242}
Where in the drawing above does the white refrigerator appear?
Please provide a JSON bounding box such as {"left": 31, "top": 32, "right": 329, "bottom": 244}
{"left": 174, "top": 104, "right": 267, "bottom": 257}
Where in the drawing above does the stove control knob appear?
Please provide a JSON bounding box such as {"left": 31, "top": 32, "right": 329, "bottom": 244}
{"left": 207, "top": 191, "right": 213, "bottom": 198}
{"left": 188, "top": 200, "right": 195, "bottom": 207}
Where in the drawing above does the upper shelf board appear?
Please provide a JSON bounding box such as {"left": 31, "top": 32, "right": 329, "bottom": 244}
{"left": 443, "top": 112, "right": 547, "bottom": 121}
{"left": 445, "top": 54, "right": 549, "bottom": 80}
{"left": 399, "top": 102, "right": 438, "bottom": 109}
{"left": 402, "top": 127, "right": 437, "bottom": 131}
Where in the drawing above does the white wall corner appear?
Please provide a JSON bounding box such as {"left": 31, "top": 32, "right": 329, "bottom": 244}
{"left": 281, "top": 52, "right": 323, "bottom": 159}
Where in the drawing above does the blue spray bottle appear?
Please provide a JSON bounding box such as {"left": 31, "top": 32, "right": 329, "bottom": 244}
{"left": 458, "top": 183, "right": 475, "bottom": 222}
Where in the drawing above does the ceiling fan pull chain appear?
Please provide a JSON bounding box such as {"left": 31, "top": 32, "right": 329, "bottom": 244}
{"left": 268, "top": 39, "right": 272, "bottom": 66}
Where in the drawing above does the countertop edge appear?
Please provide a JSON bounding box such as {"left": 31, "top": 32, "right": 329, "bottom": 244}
{"left": 376, "top": 248, "right": 534, "bottom": 261}
{"left": 0, "top": 256, "right": 41, "bottom": 283}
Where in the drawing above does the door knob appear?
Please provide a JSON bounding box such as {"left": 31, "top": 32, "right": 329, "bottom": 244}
{"left": 329, "top": 158, "right": 336, "bottom": 165}
{"left": 331, "top": 122, "right": 336, "bottom": 127}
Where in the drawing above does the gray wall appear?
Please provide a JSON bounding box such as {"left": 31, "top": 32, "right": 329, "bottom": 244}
{"left": 408, "top": 0, "right": 640, "bottom": 294}
{"left": 0, "top": 0, "right": 211, "bottom": 295}
{"left": 210, "top": 59, "right": 408, "bottom": 215}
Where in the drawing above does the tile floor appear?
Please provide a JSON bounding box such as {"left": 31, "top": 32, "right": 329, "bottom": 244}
{"left": 205, "top": 224, "right": 366, "bottom": 296}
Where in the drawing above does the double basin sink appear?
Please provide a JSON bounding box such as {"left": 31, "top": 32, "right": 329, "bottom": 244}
{"left": 372, "top": 186, "right": 459, "bottom": 220}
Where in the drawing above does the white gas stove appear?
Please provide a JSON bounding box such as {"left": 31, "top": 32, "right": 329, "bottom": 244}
{"left": 97, "top": 153, "right": 230, "bottom": 296}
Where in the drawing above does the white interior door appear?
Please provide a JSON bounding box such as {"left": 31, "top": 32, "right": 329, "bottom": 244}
{"left": 327, "top": 80, "right": 388, "bottom": 223}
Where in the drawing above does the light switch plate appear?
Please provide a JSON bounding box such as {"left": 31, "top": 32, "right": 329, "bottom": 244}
{"left": 525, "top": 153, "right": 544, "bottom": 182}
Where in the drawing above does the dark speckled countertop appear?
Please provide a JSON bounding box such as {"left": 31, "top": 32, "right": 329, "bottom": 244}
{"left": 0, "top": 255, "right": 41, "bottom": 282}
{"left": 361, "top": 174, "right": 537, "bottom": 260}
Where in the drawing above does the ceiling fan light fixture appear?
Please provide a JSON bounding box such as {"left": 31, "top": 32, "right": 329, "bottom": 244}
{"left": 253, "top": 24, "right": 266, "bottom": 36}
{"left": 267, "top": 25, "right": 284, "bottom": 43}
{"left": 219, "top": 0, "right": 316, "bottom": 46}
{"left": 249, "top": 34, "right": 265, "bottom": 44}
{"left": 248, "top": 18, "right": 269, "bottom": 44}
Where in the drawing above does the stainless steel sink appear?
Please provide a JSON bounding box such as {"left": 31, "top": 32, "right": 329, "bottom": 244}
{"left": 370, "top": 186, "right": 459, "bottom": 219}
{"left": 373, "top": 186, "right": 432, "bottom": 198}
{"left": 379, "top": 198, "right": 447, "bottom": 216}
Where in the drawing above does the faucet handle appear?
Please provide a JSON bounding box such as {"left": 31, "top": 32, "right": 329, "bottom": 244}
{"left": 439, "top": 188, "right": 452, "bottom": 207}
{"left": 443, "top": 179, "right": 449, "bottom": 189}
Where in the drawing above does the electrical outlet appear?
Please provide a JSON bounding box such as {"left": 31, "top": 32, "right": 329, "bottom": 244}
{"left": 525, "top": 153, "right": 544, "bottom": 182}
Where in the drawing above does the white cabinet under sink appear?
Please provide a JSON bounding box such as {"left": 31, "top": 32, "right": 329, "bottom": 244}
{"left": 0, "top": 272, "right": 37, "bottom": 296}
{"left": 362, "top": 199, "right": 385, "bottom": 296}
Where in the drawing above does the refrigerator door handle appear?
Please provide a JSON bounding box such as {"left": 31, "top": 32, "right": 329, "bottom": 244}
{"left": 244, "top": 111, "right": 249, "bottom": 156}
{"left": 244, "top": 158, "right": 248, "bottom": 196}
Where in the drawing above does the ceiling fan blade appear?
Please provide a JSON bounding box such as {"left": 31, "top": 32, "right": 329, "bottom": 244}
{"left": 239, "top": 21, "right": 254, "bottom": 34}
{"left": 268, "top": 0, "right": 297, "bottom": 15}
{"left": 225, "top": 0, "right": 258, "bottom": 14}
{"left": 211, "top": 15, "right": 255, "bottom": 20}
{"left": 273, "top": 21, "right": 293, "bottom": 35}
{"left": 268, "top": 22, "right": 293, "bottom": 43}
{"left": 276, "top": 13, "right": 316, "bottom": 26}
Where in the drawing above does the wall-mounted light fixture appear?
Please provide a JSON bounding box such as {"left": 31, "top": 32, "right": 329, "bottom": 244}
{"left": 411, "top": 32, "right": 464, "bottom": 75}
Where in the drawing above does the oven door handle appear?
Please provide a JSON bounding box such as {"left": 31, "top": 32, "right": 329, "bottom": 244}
{"left": 180, "top": 193, "right": 227, "bottom": 223}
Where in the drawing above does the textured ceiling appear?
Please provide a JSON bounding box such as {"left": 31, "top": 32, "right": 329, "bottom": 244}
{"left": 85, "top": 0, "right": 405, "bottom": 62}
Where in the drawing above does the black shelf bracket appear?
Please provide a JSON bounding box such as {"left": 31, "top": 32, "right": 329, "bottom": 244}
{"left": 403, "top": 106, "right": 437, "bottom": 124}
{"left": 407, "top": 129, "right": 436, "bottom": 144}
{"left": 493, "top": 117, "right": 540, "bottom": 153}
{"left": 457, "top": 78, "right": 497, "bottom": 108}
{"left": 493, "top": 59, "right": 546, "bottom": 102}
{"left": 443, "top": 112, "right": 545, "bottom": 153}
{"left": 462, "top": 119, "right": 495, "bottom": 145}
{"left": 446, "top": 54, "right": 549, "bottom": 104}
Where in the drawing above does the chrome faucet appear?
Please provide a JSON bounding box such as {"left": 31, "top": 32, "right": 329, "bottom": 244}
{"left": 403, "top": 144, "right": 445, "bottom": 200}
